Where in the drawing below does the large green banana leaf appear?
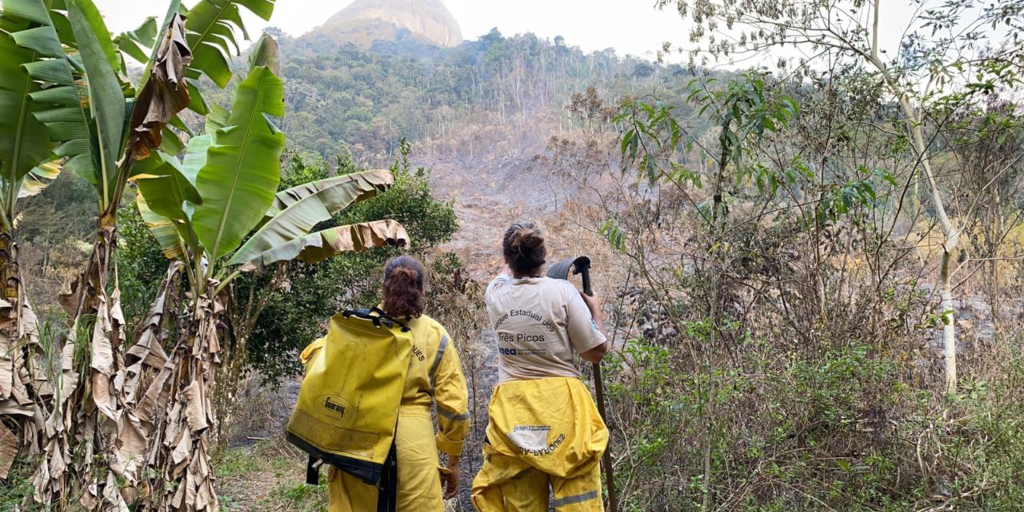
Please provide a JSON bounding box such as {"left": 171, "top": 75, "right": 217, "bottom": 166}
{"left": 246, "top": 32, "right": 279, "bottom": 75}
{"left": 185, "top": 0, "right": 276, "bottom": 88}
{"left": 0, "top": 1, "right": 99, "bottom": 199}
{"left": 66, "top": 0, "right": 119, "bottom": 72}
{"left": 114, "top": 16, "right": 156, "bottom": 66}
{"left": 137, "top": 193, "right": 184, "bottom": 260}
{"left": 246, "top": 219, "right": 409, "bottom": 269}
{"left": 228, "top": 170, "right": 395, "bottom": 268}
{"left": 134, "top": 133, "right": 211, "bottom": 261}
{"left": 129, "top": 151, "right": 200, "bottom": 221}
{"left": 269, "top": 170, "right": 393, "bottom": 216}
{"left": 0, "top": 3, "right": 63, "bottom": 213}
{"left": 67, "top": 0, "right": 126, "bottom": 209}
{"left": 191, "top": 64, "right": 284, "bottom": 260}
{"left": 179, "top": 134, "right": 211, "bottom": 186}
{"left": 133, "top": 132, "right": 208, "bottom": 221}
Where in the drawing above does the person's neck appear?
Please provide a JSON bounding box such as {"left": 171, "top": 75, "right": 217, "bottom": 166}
{"left": 512, "top": 270, "right": 543, "bottom": 279}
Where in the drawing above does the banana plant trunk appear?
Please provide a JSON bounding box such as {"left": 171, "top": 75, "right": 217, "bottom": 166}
{"left": 33, "top": 211, "right": 141, "bottom": 510}
{"left": 0, "top": 226, "right": 46, "bottom": 480}
{"left": 144, "top": 282, "right": 222, "bottom": 511}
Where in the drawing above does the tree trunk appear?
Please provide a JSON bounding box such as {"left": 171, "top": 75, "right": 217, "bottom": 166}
{"left": 939, "top": 249, "right": 956, "bottom": 394}
{"left": 987, "top": 195, "right": 1002, "bottom": 330}
{"left": 900, "top": 100, "right": 960, "bottom": 395}
{"left": 213, "top": 330, "right": 247, "bottom": 455}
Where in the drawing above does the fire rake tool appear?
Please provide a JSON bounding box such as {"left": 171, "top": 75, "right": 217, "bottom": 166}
{"left": 547, "top": 256, "right": 618, "bottom": 512}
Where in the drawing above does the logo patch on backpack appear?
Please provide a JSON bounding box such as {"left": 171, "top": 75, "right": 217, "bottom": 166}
{"left": 323, "top": 396, "right": 348, "bottom": 418}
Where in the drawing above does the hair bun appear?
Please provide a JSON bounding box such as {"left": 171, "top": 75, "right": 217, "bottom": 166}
{"left": 392, "top": 267, "right": 416, "bottom": 279}
{"left": 509, "top": 225, "right": 543, "bottom": 252}
{"left": 503, "top": 222, "right": 547, "bottom": 273}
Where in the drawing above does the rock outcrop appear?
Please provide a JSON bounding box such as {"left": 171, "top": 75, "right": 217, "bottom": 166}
{"left": 311, "top": 0, "right": 463, "bottom": 48}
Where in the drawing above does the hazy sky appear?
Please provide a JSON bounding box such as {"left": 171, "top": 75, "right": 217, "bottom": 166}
{"left": 94, "top": 0, "right": 691, "bottom": 58}
{"left": 91, "top": 0, "right": 954, "bottom": 65}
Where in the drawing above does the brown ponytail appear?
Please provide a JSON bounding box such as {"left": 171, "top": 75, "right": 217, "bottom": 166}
{"left": 502, "top": 221, "right": 546, "bottom": 275}
{"left": 382, "top": 255, "right": 426, "bottom": 319}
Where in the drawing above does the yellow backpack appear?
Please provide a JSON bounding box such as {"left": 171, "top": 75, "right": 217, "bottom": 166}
{"left": 286, "top": 308, "right": 413, "bottom": 507}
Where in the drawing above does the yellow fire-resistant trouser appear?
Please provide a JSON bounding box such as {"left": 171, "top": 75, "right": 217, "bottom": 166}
{"left": 472, "top": 377, "right": 608, "bottom": 512}
{"left": 328, "top": 408, "right": 444, "bottom": 512}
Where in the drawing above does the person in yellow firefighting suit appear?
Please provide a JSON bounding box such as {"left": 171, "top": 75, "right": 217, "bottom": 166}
{"left": 302, "top": 255, "right": 471, "bottom": 512}
{"left": 472, "top": 222, "right": 610, "bottom": 512}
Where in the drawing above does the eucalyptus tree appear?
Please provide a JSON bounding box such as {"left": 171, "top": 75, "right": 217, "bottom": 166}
{"left": 660, "top": 0, "right": 1024, "bottom": 394}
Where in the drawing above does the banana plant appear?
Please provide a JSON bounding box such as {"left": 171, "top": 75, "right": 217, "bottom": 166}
{"left": 0, "top": 0, "right": 284, "bottom": 507}
{"left": 0, "top": 0, "right": 167, "bottom": 488}
{"left": 125, "top": 35, "right": 407, "bottom": 510}
{"left": 0, "top": 0, "right": 69, "bottom": 477}
{"left": 0, "top": 0, "right": 201, "bottom": 507}
{"left": 15, "top": 0, "right": 201, "bottom": 508}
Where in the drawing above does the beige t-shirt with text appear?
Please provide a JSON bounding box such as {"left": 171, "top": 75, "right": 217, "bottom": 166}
{"left": 486, "top": 275, "right": 606, "bottom": 383}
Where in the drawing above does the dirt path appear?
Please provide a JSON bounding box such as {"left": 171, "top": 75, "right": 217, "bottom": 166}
{"left": 216, "top": 439, "right": 324, "bottom": 511}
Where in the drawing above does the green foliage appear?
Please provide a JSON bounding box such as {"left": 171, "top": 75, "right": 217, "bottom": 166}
{"left": 337, "top": 142, "right": 457, "bottom": 252}
{"left": 0, "top": 458, "right": 49, "bottom": 512}
{"left": 229, "top": 168, "right": 397, "bottom": 269}
{"left": 215, "top": 444, "right": 264, "bottom": 480}
{"left": 0, "top": 0, "right": 72, "bottom": 219}
{"left": 274, "top": 30, "right": 698, "bottom": 161}
{"left": 66, "top": 0, "right": 128, "bottom": 208}
{"left": 114, "top": 15, "right": 157, "bottom": 66}
{"left": 185, "top": 0, "right": 277, "bottom": 89}
{"left": 603, "top": 332, "right": 1020, "bottom": 510}
{"left": 265, "top": 480, "right": 328, "bottom": 512}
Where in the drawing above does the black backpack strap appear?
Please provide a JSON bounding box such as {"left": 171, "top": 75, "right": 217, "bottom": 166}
{"left": 370, "top": 307, "right": 409, "bottom": 332}
{"left": 376, "top": 440, "right": 398, "bottom": 512}
{"left": 306, "top": 455, "right": 321, "bottom": 485}
{"left": 342, "top": 308, "right": 410, "bottom": 332}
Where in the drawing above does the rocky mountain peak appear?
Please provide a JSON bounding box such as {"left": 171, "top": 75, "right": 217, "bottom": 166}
{"left": 315, "top": 0, "right": 463, "bottom": 48}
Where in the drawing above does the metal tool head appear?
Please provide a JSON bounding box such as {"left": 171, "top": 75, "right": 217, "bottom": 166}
{"left": 547, "top": 256, "right": 593, "bottom": 296}
{"left": 546, "top": 256, "right": 591, "bottom": 280}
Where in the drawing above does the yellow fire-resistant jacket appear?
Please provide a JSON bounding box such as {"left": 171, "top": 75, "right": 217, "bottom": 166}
{"left": 398, "top": 313, "right": 471, "bottom": 456}
{"left": 483, "top": 376, "right": 606, "bottom": 477}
